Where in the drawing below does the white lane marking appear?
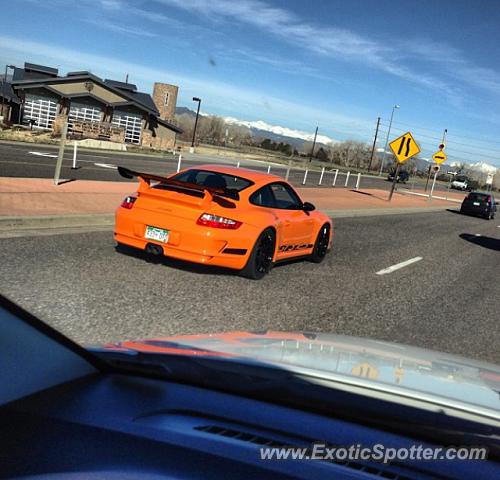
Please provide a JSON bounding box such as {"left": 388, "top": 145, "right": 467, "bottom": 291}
{"left": 28, "top": 151, "right": 57, "bottom": 158}
{"left": 79, "top": 154, "right": 111, "bottom": 159}
{"left": 94, "top": 162, "right": 117, "bottom": 169}
{"left": 376, "top": 257, "right": 423, "bottom": 276}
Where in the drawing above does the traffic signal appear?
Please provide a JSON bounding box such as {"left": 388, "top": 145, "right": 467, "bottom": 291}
{"left": 432, "top": 165, "right": 440, "bottom": 173}
{"left": 438, "top": 143, "right": 445, "bottom": 150}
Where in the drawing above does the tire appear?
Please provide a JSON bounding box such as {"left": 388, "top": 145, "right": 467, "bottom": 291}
{"left": 240, "top": 228, "right": 276, "bottom": 280}
{"left": 309, "top": 223, "right": 331, "bottom": 264}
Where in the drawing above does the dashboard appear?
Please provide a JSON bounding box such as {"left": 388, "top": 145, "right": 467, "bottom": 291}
{"left": 1, "top": 372, "right": 497, "bottom": 479}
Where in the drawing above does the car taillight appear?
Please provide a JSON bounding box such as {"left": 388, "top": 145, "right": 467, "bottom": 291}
{"left": 120, "top": 196, "right": 137, "bottom": 209}
{"left": 196, "top": 213, "right": 242, "bottom": 229}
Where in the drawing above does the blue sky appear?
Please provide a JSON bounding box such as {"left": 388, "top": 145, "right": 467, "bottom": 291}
{"left": 2, "top": 0, "right": 500, "bottom": 166}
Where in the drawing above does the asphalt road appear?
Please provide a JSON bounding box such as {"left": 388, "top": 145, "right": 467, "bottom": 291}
{"left": 0, "top": 141, "right": 450, "bottom": 192}
{"left": 1, "top": 210, "right": 498, "bottom": 363}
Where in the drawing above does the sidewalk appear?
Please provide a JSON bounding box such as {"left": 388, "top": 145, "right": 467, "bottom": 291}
{"left": 0, "top": 177, "right": 462, "bottom": 219}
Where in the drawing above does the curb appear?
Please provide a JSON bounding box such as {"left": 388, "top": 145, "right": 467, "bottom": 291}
{"left": 397, "top": 189, "right": 463, "bottom": 204}
{"left": 0, "top": 213, "right": 114, "bottom": 231}
{"left": 0, "top": 206, "right": 456, "bottom": 233}
{"left": 324, "top": 206, "right": 454, "bottom": 218}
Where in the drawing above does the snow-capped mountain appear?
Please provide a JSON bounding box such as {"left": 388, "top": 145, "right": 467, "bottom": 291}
{"left": 175, "top": 107, "right": 335, "bottom": 147}
{"left": 223, "top": 117, "right": 335, "bottom": 145}
{"left": 450, "top": 161, "right": 498, "bottom": 174}
{"left": 468, "top": 162, "right": 498, "bottom": 174}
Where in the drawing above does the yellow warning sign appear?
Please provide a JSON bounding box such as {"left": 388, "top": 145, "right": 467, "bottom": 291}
{"left": 389, "top": 132, "right": 421, "bottom": 164}
{"left": 432, "top": 151, "right": 447, "bottom": 164}
{"left": 351, "top": 362, "right": 379, "bottom": 380}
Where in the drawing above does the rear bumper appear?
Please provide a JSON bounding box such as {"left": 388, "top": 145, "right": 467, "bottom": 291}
{"left": 114, "top": 209, "right": 255, "bottom": 270}
{"left": 461, "top": 205, "right": 492, "bottom": 217}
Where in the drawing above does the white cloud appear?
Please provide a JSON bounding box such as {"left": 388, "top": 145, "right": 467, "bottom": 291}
{"left": 99, "top": 0, "right": 122, "bottom": 9}
{"left": 156, "top": 0, "right": 500, "bottom": 104}
{"left": 19, "top": 0, "right": 500, "bottom": 107}
{"left": 85, "top": 18, "right": 159, "bottom": 38}
{"left": 155, "top": 0, "right": 446, "bottom": 91}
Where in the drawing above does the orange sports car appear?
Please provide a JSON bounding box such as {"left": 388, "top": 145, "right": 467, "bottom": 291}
{"left": 114, "top": 164, "right": 333, "bottom": 279}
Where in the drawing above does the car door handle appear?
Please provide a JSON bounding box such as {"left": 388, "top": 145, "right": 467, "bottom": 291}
{"left": 283, "top": 220, "right": 291, "bottom": 226}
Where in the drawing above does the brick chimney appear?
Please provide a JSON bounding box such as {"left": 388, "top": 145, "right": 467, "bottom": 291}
{"left": 152, "top": 82, "right": 178, "bottom": 121}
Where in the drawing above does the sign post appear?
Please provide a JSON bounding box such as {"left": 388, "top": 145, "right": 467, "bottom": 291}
{"left": 387, "top": 131, "right": 421, "bottom": 201}
{"left": 53, "top": 120, "right": 68, "bottom": 186}
{"left": 71, "top": 141, "right": 79, "bottom": 170}
{"left": 429, "top": 149, "right": 447, "bottom": 200}
{"left": 429, "top": 165, "right": 440, "bottom": 200}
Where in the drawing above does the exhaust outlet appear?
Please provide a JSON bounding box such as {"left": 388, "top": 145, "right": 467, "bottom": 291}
{"left": 145, "top": 243, "right": 164, "bottom": 256}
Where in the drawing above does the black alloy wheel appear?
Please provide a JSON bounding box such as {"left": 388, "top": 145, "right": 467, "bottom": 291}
{"left": 241, "top": 228, "right": 276, "bottom": 280}
{"left": 309, "top": 224, "right": 330, "bottom": 263}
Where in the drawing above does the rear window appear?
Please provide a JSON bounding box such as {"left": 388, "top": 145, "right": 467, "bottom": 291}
{"left": 168, "top": 169, "right": 253, "bottom": 192}
{"left": 467, "top": 193, "right": 490, "bottom": 202}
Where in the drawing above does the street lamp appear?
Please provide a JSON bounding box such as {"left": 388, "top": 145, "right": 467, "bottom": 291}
{"left": 191, "top": 96, "right": 201, "bottom": 152}
{"left": 379, "top": 104, "right": 400, "bottom": 175}
{"left": 1, "top": 64, "right": 16, "bottom": 121}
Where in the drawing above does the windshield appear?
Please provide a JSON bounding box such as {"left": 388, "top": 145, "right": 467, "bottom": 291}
{"left": 168, "top": 169, "right": 254, "bottom": 191}
{"left": 467, "top": 193, "right": 489, "bottom": 202}
{"left": 1, "top": 0, "right": 499, "bottom": 425}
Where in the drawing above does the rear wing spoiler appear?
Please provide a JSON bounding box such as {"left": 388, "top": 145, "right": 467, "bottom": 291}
{"left": 117, "top": 166, "right": 239, "bottom": 201}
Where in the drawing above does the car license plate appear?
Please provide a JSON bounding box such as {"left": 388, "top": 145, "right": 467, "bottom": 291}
{"left": 145, "top": 226, "right": 169, "bottom": 243}
{"left": 473, "top": 202, "right": 480, "bottom": 206}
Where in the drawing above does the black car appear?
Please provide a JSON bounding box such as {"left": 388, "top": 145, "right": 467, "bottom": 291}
{"left": 460, "top": 192, "right": 497, "bottom": 219}
{"left": 387, "top": 170, "right": 410, "bottom": 183}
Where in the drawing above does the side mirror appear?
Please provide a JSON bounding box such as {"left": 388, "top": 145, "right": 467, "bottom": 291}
{"left": 303, "top": 202, "right": 316, "bottom": 212}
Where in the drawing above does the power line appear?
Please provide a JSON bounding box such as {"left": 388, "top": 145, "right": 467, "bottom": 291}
{"left": 378, "top": 124, "right": 500, "bottom": 162}
{"left": 379, "top": 124, "right": 443, "bottom": 142}
{"left": 384, "top": 118, "right": 500, "bottom": 147}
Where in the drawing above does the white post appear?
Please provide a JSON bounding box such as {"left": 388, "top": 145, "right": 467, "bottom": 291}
{"left": 332, "top": 169, "right": 339, "bottom": 187}
{"left": 302, "top": 169, "right": 309, "bottom": 185}
{"left": 236, "top": 161, "right": 240, "bottom": 168}
{"left": 345, "top": 171, "right": 350, "bottom": 187}
{"left": 176, "top": 154, "right": 182, "bottom": 173}
{"left": 267, "top": 164, "right": 271, "bottom": 174}
{"left": 71, "top": 141, "right": 78, "bottom": 169}
{"left": 285, "top": 161, "right": 291, "bottom": 181}
{"left": 429, "top": 171, "right": 438, "bottom": 200}
{"left": 318, "top": 167, "right": 325, "bottom": 185}
{"left": 355, "top": 172, "right": 361, "bottom": 190}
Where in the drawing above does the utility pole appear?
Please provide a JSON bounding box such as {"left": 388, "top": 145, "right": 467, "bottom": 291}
{"left": 379, "top": 105, "right": 399, "bottom": 175}
{"left": 368, "top": 117, "right": 381, "bottom": 171}
{"left": 309, "top": 126, "right": 318, "bottom": 162}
